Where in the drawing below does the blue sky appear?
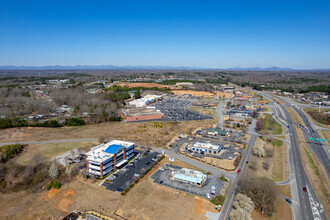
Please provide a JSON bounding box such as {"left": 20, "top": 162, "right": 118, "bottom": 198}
{"left": 0, "top": 0, "right": 330, "bottom": 68}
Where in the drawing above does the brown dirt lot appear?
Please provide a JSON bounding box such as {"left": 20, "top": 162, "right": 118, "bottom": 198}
{"left": 0, "top": 154, "right": 215, "bottom": 220}
{"left": 248, "top": 137, "right": 292, "bottom": 219}
{"left": 119, "top": 82, "right": 170, "bottom": 88}
{"left": 252, "top": 197, "right": 292, "bottom": 220}
{"left": 203, "top": 156, "right": 237, "bottom": 171}
{"left": 0, "top": 119, "right": 216, "bottom": 148}
{"left": 172, "top": 90, "right": 214, "bottom": 97}
{"left": 213, "top": 91, "right": 232, "bottom": 99}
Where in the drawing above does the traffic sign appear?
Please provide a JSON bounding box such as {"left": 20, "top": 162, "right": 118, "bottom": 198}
{"left": 316, "top": 138, "right": 326, "bottom": 142}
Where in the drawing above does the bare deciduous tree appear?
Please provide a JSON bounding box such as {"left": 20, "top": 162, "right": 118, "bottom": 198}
{"left": 266, "top": 148, "right": 274, "bottom": 157}
{"left": 249, "top": 161, "right": 257, "bottom": 171}
{"left": 230, "top": 207, "right": 252, "bottom": 220}
{"left": 262, "top": 159, "right": 270, "bottom": 171}
{"left": 49, "top": 163, "right": 59, "bottom": 179}
{"left": 67, "top": 164, "right": 79, "bottom": 177}
{"left": 253, "top": 144, "right": 265, "bottom": 157}
{"left": 233, "top": 193, "right": 255, "bottom": 213}
{"left": 237, "top": 176, "right": 277, "bottom": 216}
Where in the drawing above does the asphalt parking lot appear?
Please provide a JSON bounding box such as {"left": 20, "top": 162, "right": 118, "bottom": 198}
{"left": 86, "top": 215, "right": 101, "bottom": 220}
{"left": 102, "top": 151, "right": 160, "bottom": 192}
{"left": 195, "top": 129, "right": 246, "bottom": 144}
{"left": 151, "top": 165, "right": 223, "bottom": 199}
{"left": 150, "top": 98, "right": 213, "bottom": 121}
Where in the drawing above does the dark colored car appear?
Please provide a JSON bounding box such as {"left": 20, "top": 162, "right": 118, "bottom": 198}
{"left": 237, "top": 169, "right": 241, "bottom": 174}
{"left": 285, "top": 198, "right": 292, "bottom": 204}
{"left": 246, "top": 161, "right": 249, "bottom": 164}
{"left": 303, "top": 187, "right": 307, "bottom": 192}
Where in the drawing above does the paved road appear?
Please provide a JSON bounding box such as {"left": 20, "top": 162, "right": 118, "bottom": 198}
{"left": 292, "top": 105, "right": 330, "bottom": 176}
{"left": 219, "top": 134, "right": 257, "bottom": 220}
{"left": 216, "top": 94, "right": 235, "bottom": 129}
{"left": 0, "top": 139, "right": 98, "bottom": 146}
{"left": 262, "top": 92, "right": 326, "bottom": 220}
{"left": 151, "top": 147, "right": 237, "bottom": 180}
{"left": 216, "top": 103, "right": 225, "bottom": 129}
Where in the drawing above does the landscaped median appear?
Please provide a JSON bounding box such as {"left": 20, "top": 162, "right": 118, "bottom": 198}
{"left": 120, "top": 155, "right": 165, "bottom": 196}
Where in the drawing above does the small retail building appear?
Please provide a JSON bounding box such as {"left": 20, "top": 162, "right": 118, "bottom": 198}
{"left": 189, "top": 142, "right": 225, "bottom": 155}
{"left": 173, "top": 168, "right": 207, "bottom": 187}
{"left": 206, "top": 128, "right": 228, "bottom": 136}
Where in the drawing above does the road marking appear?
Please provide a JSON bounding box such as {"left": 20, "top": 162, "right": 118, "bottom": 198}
{"left": 223, "top": 186, "right": 236, "bottom": 219}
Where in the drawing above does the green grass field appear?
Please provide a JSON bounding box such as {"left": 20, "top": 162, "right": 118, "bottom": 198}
{"left": 272, "top": 139, "right": 284, "bottom": 182}
{"left": 304, "top": 148, "right": 320, "bottom": 176}
{"left": 262, "top": 113, "right": 283, "bottom": 135}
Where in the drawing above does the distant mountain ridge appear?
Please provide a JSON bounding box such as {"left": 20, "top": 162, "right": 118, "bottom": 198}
{"left": 0, "top": 65, "right": 329, "bottom": 71}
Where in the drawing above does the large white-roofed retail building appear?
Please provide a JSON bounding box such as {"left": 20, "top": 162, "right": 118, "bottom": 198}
{"left": 85, "top": 140, "right": 135, "bottom": 178}
{"left": 127, "top": 94, "right": 163, "bottom": 107}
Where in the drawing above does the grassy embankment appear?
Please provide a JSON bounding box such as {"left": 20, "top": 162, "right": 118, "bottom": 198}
{"left": 262, "top": 113, "right": 283, "bottom": 135}
{"left": 15, "top": 141, "right": 98, "bottom": 165}
{"left": 304, "top": 108, "right": 330, "bottom": 128}
{"left": 189, "top": 106, "right": 217, "bottom": 117}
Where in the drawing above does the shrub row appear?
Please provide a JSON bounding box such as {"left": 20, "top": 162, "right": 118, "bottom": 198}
{"left": 65, "top": 118, "right": 86, "bottom": 126}
{"left": 0, "top": 117, "right": 88, "bottom": 130}
{"left": 0, "top": 144, "right": 24, "bottom": 163}
{"left": 45, "top": 180, "right": 61, "bottom": 190}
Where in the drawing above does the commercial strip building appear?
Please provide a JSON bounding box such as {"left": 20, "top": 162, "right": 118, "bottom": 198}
{"left": 172, "top": 168, "right": 207, "bottom": 187}
{"left": 120, "top": 107, "right": 164, "bottom": 122}
{"left": 188, "top": 142, "right": 227, "bottom": 155}
{"left": 85, "top": 140, "right": 135, "bottom": 178}
{"left": 206, "top": 128, "right": 228, "bottom": 136}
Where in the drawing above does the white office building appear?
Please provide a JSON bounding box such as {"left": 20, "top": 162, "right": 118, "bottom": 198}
{"left": 85, "top": 140, "right": 135, "bottom": 177}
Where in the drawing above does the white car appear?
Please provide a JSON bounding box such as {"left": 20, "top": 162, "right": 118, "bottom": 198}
{"left": 207, "top": 193, "right": 211, "bottom": 199}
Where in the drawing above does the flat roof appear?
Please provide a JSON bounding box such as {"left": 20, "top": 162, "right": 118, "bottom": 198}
{"left": 173, "top": 168, "right": 206, "bottom": 184}
{"left": 121, "top": 107, "right": 163, "bottom": 117}
{"left": 115, "top": 159, "right": 128, "bottom": 167}
{"left": 86, "top": 140, "right": 134, "bottom": 163}
{"left": 104, "top": 144, "right": 122, "bottom": 154}
{"left": 192, "top": 142, "right": 220, "bottom": 150}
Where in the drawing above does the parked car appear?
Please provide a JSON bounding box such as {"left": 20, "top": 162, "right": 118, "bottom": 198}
{"left": 303, "top": 187, "right": 307, "bottom": 192}
{"left": 285, "top": 198, "right": 292, "bottom": 204}
{"left": 237, "top": 169, "right": 241, "bottom": 174}
{"left": 207, "top": 193, "right": 211, "bottom": 199}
